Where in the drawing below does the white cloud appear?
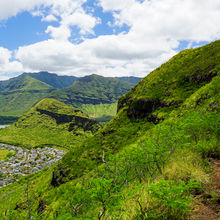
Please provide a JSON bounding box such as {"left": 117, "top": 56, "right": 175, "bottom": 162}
{"left": 42, "top": 14, "right": 58, "bottom": 22}
{"left": 108, "top": 0, "right": 220, "bottom": 42}
{"left": 0, "top": 47, "right": 23, "bottom": 80}
{"left": 0, "top": 0, "right": 45, "bottom": 20}
{"left": 46, "top": 25, "right": 71, "bottom": 41}
{"left": 43, "top": 0, "right": 99, "bottom": 39}
{"left": 1, "top": 0, "right": 220, "bottom": 79}
{"left": 62, "top": 9, "right": 100, "bottom": 35}
{"left": 0, "top": 0, "right": 99, "bottom": 39}
{"left": 98, "top": 0, "right": 136, "bottom": 11}
{"left": 14, "top": 35, "right": 176, "bottom": 77}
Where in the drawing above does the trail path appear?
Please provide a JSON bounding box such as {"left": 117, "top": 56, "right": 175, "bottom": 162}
{"left": 191, "top": 159, "right": 220, "bottom": 219}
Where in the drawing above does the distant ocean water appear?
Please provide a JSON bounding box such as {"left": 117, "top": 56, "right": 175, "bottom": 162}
{"left": 0, "top": 125, "right": 10, "bottom": 129}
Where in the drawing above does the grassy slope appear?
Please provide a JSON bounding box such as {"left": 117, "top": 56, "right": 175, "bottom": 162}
{"left": 0, "top": 41, "right": 219, "bottom": 219}
{"left": 0, "top": 149, "right": 11, "bottom": 160}
{"left": 80, "top": 102, "right": 117, "bottom": 125}
{"left": 0, "top": 98, "right": 101, "bottom": 149}
{"left": 0, "top": 76, "right": 54, "bottom": 117}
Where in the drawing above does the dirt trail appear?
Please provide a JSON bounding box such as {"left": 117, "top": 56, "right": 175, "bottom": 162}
{"left": 191, "top": 159, "right": 220, "bottom": 220}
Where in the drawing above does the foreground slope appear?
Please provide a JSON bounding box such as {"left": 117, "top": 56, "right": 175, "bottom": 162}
{"left": 0, "top": 40, "right": 219, "bottom": 219}
{"left": 58, "top": 40, "right": 220, "bottom": 178}
{"left": 0, "top": 98, "right": 101, "bottom": 148}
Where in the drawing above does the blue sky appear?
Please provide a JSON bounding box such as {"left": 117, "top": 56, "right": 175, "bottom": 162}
{"left": 0, "top": 0, "right": 219, "bottom": 80}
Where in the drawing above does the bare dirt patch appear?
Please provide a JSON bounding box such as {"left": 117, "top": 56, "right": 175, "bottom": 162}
{"left": 191, "top": 159, "right": 220, "bottom": 220}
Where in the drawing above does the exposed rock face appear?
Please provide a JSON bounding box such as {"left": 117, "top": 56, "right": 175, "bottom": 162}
{"left": 118, "top": 70, "right": 218, "bottom": 123}
{"left": 37, "top": 199, "right": 46, "bottom": 215}
{"left": 37, "top": 108, "right": 99, "bottom": 133}
{"left": 37, "top": 108, "right": 77, "bottom": 124}
{"left": 127, "top": 98, "right": 162, "bottom": 120}
{"left": 118, "top": 96, "right": 182, "bottom": 123}
{"left": 184, "top": 71, "right": 218, "bottom": 85}
{"left": 51, "top": 164, "right": 70, "bottom": 187}
{"left": 117, "top": 95, "right": 133, "bottom": 113}
{"left": 14, "top": 98, "right": 102, "bottom": 134}
{"left": 68, "top": 117, "right": 99, "bottom": 133}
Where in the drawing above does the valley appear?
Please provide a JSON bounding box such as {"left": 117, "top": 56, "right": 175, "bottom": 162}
{"left": 0, "top": 73, "right": 141, "bottom": 125}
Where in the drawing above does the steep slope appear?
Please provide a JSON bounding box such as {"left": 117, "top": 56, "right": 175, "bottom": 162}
{"left": 117, "top": 76, "right": 142, "bottom": 85}
{"left": 118, "top": 40, "right": 219, "bottom": 122}
{"left": 0, "top": 75, "right": 54, "bottom": 117}
{"left": 0, "top": 41, "right": 219, "bottom": 219}
{"left": 57, "top": 40, "right": 219, "bottom": 179}
{"left": 0, "top": 98, "right": 101, "bottom": 148}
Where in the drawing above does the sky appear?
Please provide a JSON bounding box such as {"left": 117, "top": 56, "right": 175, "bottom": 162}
{"left": 0, "top": 0, "right": 220, "bottom": 80}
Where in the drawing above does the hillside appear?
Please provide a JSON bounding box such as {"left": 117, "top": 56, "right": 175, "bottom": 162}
{"left": 0, "top": 40, "right": 219, "bottom": 219}
{"left": 0, "top": 98, "right": 101, "bottom": 148}
{"left": 0, "top": 75, "right": 54, "bottom": 117}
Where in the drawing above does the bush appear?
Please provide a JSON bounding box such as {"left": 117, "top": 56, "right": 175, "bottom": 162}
{"left": 142, "top": 179, "right": 201, "bottom": 219}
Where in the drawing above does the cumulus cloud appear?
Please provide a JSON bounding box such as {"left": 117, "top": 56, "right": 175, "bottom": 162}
{"left": 0, "top": 47, "right": 23, "bottom": 80}
{"left": 0, "top": 0, "right": 45, "bottom": 20}
{"left": 1, "top": 0, "right": 220, "bottom": 79}
{"left": 41, "top": 14, "right": 58, "bottom": 22}
{"left": 14, "top": 35, "right": 176, "bottom": 77}
{"left": 44, "top": 0, "right": 100, "bottom": 40}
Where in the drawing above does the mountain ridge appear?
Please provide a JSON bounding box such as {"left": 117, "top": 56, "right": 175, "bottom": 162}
{"left": 0, "top": 73, "right": 140, "bottom": 122}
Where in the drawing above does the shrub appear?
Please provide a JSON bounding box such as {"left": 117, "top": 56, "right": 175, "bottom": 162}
{"left": 142, "top": 179, "right": 201, "bottom": 219}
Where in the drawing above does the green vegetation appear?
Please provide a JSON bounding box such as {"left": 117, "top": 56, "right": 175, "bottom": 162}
{"left": 0, "top": 149, "right": 15, "bottom": 161}
{"left": 0, "top": 73, "right": 135, "bottom": 124}
{"left": 0, "top": 98, "right": 101, "bottom": 149}
{"left": 0, "top": 116, "right": 18, "bottom": 125}
{"left": 80, "top": 103, "right": 117, "bottom": 125}
{"left": 48, "top": 74, "right": 133, "bottom": 106}
{"left": 22, "top": 72, "right": 78, "bottom": 89}
{"left": 0, "top": 40, "right": 219, "bottom": 219}
{"left": 80, "top": 103, "right": 117, "bottom": 118}
{"left": 0, "top": 75, "right": 54, "bottom": 117}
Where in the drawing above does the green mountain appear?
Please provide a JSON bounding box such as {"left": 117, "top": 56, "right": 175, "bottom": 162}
{"left": 48, "top": 74, "right": 134, "bottom": 106}
{"left": 0, "top": 98, "right": 101, "bottom": 148}
{"left": 0, "top": 75, "right": 54, "bottom": 117}
{"left": 0, "top": 73, "right": 135, "bottom": 123}
{"left": 22, "top": 71, "right": 78, "bottom": 89}
{"left": 0, "top": 41, "right": 219, "bottom": 219}
{"left": 47, "top": 74, "right": 134, "bottom": 122}
{"left": 0, "top": 72, "right": 78, "bottom": 91}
